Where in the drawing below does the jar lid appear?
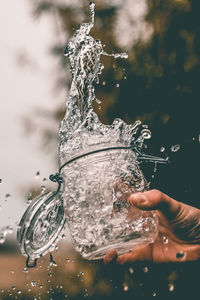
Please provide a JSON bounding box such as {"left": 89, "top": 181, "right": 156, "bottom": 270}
{"left": 17, "top": 191, "right": 66, "bottom": 265}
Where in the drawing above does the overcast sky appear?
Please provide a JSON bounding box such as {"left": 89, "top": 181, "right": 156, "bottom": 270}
{"left": 0, "top": 0, "right": 63, "bottom": 230}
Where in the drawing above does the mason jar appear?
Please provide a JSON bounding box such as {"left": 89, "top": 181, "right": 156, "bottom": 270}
{"left": 61, "top": 147, "right": 158, "bottom": 260}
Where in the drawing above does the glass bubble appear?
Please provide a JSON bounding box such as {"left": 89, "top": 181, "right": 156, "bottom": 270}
{"left": 171, "top": 144, "right": 180, "bottom": 152}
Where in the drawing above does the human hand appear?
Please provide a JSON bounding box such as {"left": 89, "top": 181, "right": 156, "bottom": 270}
{"left": 104, "top": 190, "right": 200, "bottom": 264}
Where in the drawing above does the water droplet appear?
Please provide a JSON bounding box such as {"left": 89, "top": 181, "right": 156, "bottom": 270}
{"left": 129, "top": 267, "right": 134, "bottom": 274}
{"left": 171, "top": 144, "right": 180, "bottom": 152}
{"left": 39, "top": 285, "right": 43, "bottom": 289}
{"left": 84, "top": 293, "right": 88, "bottom": 298}
{"left": 0, "top": 235, "right": 6, "bottom": 244}
{"left": 160, "top": 146, "right": 165, "bottom": 152}
{"left": 40, "top": 185, "right": 46, "bottom": 193}
{"left": 116, "top": 83, "right": 119, "bottom": 87}
{"left": 46, "top": 2, "right": 160, "bottom": 264}
{"left": 27, "top": 192, "right": 32, "bottom": 204}
{"left": 162, "top": 236, "right": 168, "bottom": 244}
{"left": 11, "top": 286, "right": 16, "bottom": 290}
{"left": 6, "top": 226, "right": 13, "bottom": 234}
{"left": 80, "top": 271, "right": 84, "bottom": 276}
{"left": 31, "top": 281, "right": 36, "bottom": 287}
{"left": 17, "top": 290, "right": 22, "bottom": 294}
{"left": 152, "top": 291, "right": 157, "bottom": 296}
{"left": 24, "top": 268, "right": 28, "bottom": 274}
{"left": 10, "top": 270, "right": 14, "bottom": 274}
{"left": 35, "top": 171, "right": 40, "bottom": 179}
{"left": 43, "top": 177, "right": 47, "bottom": 182}
{"left": 102, "top": 81, "right": 106, "bottom": 86}
{"left": 5, "top": 193, "right": 11, "bottom": 198}
{"left": 141, "top": 129, "right": 151, "bottom": 139}
{"left": 142, "top": 124, "right": 148, "bottom": 129}
{"left": 112, "top": 53, "right": 128, "bottom": 59}
{"left": 66, "top": 258, "right": 70, "bottom": 263}
{"left": 143, "top": 266, "right": 148, "bottom": 273}
{"left": 168, "top": 283, "right": 174, "bottom": 292}
{"left": 49, "top": 253, "right": 57, "bottom": 267}
{"left": 0, "top": 179, "right": 2, "bottom": 183}
{"left": 123, "top": 283, "right": 129, "bottom": 292}
{"left": 176, "top": 251, "right": 186, "bottom": 260}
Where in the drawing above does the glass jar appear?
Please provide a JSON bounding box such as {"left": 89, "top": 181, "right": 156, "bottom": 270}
{"left": 61, "top": 148, "right": 157, "bottom": 260}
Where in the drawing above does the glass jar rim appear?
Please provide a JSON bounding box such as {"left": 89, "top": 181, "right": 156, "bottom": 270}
{"left": 58, "top": 145, "right": 168, "bottom": 175}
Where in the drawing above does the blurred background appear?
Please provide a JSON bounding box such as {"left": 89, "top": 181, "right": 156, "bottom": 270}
{"left": 0, "top": 0, "right": 200, "bottom": 299}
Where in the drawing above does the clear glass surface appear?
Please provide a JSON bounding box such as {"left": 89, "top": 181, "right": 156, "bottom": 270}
{"left": 62, "top": 148, "right": 158, "bottom": 260}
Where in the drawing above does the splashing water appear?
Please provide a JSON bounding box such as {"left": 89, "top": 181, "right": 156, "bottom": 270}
{"left": 58, "top": 2, "right": 165, "bottom": 259}
{"left": 17, "top": 1, "right": 167, "bottom": 264}
{"left": 59, "top": 1, "right": 136, "bottom": 164}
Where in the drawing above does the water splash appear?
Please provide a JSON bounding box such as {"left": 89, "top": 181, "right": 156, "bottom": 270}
{"left": 59, "top": 2, "right": 164, "bottom": 260}
{"left": 17, "top": 1, "right": 167, "bottom": 263}
{"left": 59, "top": 2, "right": 152, "bottom": 165}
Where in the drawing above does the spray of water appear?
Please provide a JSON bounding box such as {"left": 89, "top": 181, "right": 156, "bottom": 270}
{"left": 59, "top": 1, "right": 148, "bottom": 165}
{"left": 17, "top": 1, "right": 167, "bottom": 264}
{"left": 59, "top": 1, "right": 163, "bottom": 259}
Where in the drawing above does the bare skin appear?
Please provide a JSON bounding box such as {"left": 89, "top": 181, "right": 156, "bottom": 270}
{"left": 104, "top": 190, "right": 200, "bottom": 264}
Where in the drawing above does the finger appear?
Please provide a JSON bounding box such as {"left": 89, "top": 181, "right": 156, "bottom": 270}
{"left": 128, "top": 189, "right": 181, "bottom": 221}
{"left": 117, "top": 244, "right": 152, "bottom": 264}
{"left": 104, "top": 249, "right": 118, "bottom": 265}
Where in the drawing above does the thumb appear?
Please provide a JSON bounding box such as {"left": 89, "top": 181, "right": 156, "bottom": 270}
{"left": 128, "top": 189, "right": 181, "bottom": 221}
